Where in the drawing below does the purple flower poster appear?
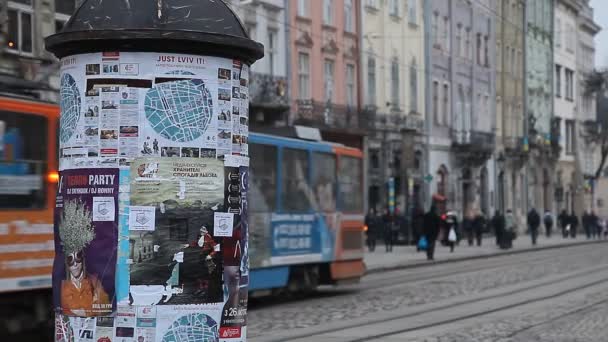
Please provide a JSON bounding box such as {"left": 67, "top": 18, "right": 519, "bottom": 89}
{"left": 52, "top": 168, "right": 118, "bottom": 317}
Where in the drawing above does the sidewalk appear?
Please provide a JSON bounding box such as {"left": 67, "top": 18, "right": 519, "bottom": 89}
{"left": 364, "top": 235, "right": 607, "bottom": 274}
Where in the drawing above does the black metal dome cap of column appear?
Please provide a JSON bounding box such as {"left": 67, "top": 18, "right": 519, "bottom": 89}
{"left": 45, "top": 0, "right": 264, "bottom": 64}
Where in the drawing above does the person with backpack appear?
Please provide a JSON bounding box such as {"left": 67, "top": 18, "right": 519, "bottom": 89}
{"left": 543, "top": 210, "right": 553, "bottom": 238}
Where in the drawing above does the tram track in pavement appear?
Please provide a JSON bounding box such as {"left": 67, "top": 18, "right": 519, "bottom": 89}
{"left": 355, "top": 242, "right": 605, "bottom": 292}
{"left": 248, "top": 246, "right": 574, "bottom": 311}
{"left": 343, "top": 265, "right": 608, "bottom": 342}
{"left": 250, "top": 244, "right": 608, "bottom": 342}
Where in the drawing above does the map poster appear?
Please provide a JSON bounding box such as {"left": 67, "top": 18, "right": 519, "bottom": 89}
{"left": 155, "top": 304, "right": 222, "bottom": 342}
{"left": 128, "top": 157, "right": 225, "bottom": 306}
{"left": 52, "top": 168, "right": 118, "bottom": 317}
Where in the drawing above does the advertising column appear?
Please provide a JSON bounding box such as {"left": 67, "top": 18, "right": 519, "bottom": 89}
{"left": 46, "top": 2, "right": 263, "bottom": 341}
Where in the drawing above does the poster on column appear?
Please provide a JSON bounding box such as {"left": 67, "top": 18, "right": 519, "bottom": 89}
{"left": 53, "top": 168, "right": 118, "bottom": 317}
{"left": 220, "top": 156, "right": 249, "bottom": 340}
{"left": 128, "top": 157, "right": 225, "bottom": 306}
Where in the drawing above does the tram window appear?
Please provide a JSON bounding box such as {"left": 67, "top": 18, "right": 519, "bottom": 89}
{"left": 250, "top": 143, "right": 277, "bottom": 212}
{"left": 338, "top": 156, "right": 363, "bottom": 212}
{"left": 281, "top": 148, "right": 311, "bottom": 212}
{"left": 0, "top": 111, "right": 48, "bottom": 209}
{"left": 312, "top": 152, "right": 336, "bottom": 212}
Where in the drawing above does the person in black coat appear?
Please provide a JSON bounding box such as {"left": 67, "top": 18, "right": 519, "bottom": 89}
{"left": 491, "top": 210, "right": 504, "bottom": 246}
{"left": 365, "top": 208, "right": 377, "bottom": 252}
{"left": 472, "top": 212, "right": 486, "bottom": 247}
{"left": 527, "top": 208, "right": 541, "bottom": 245}
{"left": 570, "top": 212, "right": 579, "bottom": 238}
{"left": 582, "top": 211, "right": 591, "bottom": 239}
{"left": 558, "top": 209, "right": 569, "bottom": 238}
{"left": 423, "top": 204, "right": 441, "bottom": 260}
{"left": 383, "top": 209, "right": 395, "bottom": 252}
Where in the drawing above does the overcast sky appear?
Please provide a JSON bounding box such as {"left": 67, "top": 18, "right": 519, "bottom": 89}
{"left": 590, "top": 0, "right": 607, "bottom": 68}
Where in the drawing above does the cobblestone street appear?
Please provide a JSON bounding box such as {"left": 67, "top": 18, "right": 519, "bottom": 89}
{"left": 248, "top": 241, "right": 608, "bottom": 341}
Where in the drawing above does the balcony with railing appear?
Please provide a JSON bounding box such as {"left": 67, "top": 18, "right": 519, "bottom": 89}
{"left": 293, "top": 99, "right": 363, "bottom": 133}
{"left": 249, "top": 72, "right": 289, "bottom": 109}
{"left": 362, "top": 106, "right": 424, "bottom": 134}
{"left": 452, "top": 130, "right": 495, "bottom": 165}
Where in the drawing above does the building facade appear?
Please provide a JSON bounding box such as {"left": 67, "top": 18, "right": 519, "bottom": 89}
{"left": 360, "top": 0, "right": 425, "bottom": 213}
{"left": 228, "top": 0, "right": 290, "bottom": 129}
{"left": 289, "top": 0, "right": 363, "bottom": 148}
{"left": 553, "top": 0, "right": 580, "bottom": 214}
{"left": 425, "top": 0, "right": 497, "bottom": 219}
{"left": 524, "top": 0, "right": 557, "bottom": 214}
{"left": 495, "top": 0, "right": 526, "bottom": 226}
{"left": 576, "top": 0, "right": 601, "bottom": 213}
{"left": 1, "top": 0, "right": 73, "bottom": 101}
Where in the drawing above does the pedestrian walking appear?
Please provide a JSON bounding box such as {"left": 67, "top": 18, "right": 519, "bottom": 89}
{"left": 543, "top": 210, "right": 553, "bottom": 238}
{"left": 501, "top": 209, "right": 516, "bottom": 249}
{"left": 383, "top": 209, "right": 394, "bottom": 252}
{"left": 364, "top": 208, "right": 377, "bottom": 252}
{"left": 527, "top": 207, "right": 541, "bottom": 245}
{"left": 558, "top": 209, "right": 569, "bottom": 238}
{"left": 569, "top": 211, "right": 579, "bottom": 238}
{"left": 591, "top": 211, "right": 600, "bottom": 239}
{"left": 463, "top": 210, "right": 474, "bottom": 246}
{"left": 473, "top": 211, "right": 486, "bottom": 247}
{"left": 423, "top": 204, "right": 441, "bottom": 260}
{"left": 583, "top": 211, "right": 592, "bottom": 239}
{"left": 444, "top": 211, "right": 459, "bottom": 253}
{"left": 491, "top": 210, "right": 504, "bottom": 246}
{"left": 412, "top": 207, "right": 424, "bottom": 251}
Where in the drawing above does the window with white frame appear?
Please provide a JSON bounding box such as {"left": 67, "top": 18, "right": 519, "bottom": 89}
{"left": 443, "top": 17, "right": 450, "bottom": 52}
{"left": 443, "top": 83, "right": 450, "bottom": 125}
{"left": 555, "top": 64, "right": 561, "bottom": 97}
{"left": 476, "top": 33, "right": 482, "bottom": 66}
{"left": 555, "top": 17, "right": 561, "bottom": 49}
{"left": 297, "top": 0, "right": 308, "bottom": 17}
{"left": 455, "top": 24, "right": 462, "bottom": 57}
{"left": 565, "top": 120, "right": 575, "bottom": 155}
{"left": 407, "top": 0, "right": 417, "bottom": 24}
{"left": 510, "top": 47, "right": 516, "bottom": 74}
{"left": 344, "top": 0, "right": 354, "bottom": 32}
{"left": 7, "top": 0, "right": 34, "bottom": 55}
{"left": 365, "top": 0, "right": 377, "bottom": 9}
{"left": 298, "top": 52, "right": 310, "bottom": 100}
{"left": 484, "top": 35, "right": 489, "bottom": 66}
{"left": 324, "top": 59, "right": 335, "bottom": 102}
{"left": 368, "top": 56, "right": 376, "bottom": 105}
{"left": 565, "top": 68, "right": 574, "bottom": 101}
{"left": 391, "top": 59, "right": 400, "bottom": 109}
{"left": 465, "top": 28, "right": 471, "bottom": 60}
{"left": 433, "top": 81, "right": 439, "bottom": 124}
{"left": 390, "top": 0, "right": 400, "bottom": 17}
{"left": 54, "top": 0, "right": 74, "bottom": 32}
{"left": 346, "top": 64, "right": 355, "bottom": 107}
{"left": 432, "top": 13, "right": 439, "bottom": 47}
{"left": 245, "top": 23, "right": 256, "bottom": 40}
{"left": 409, "top": 60, "right": 417, "bottom": 112}
{"left": 323, "top": 0, "right": 333, "bottom": 25}
{"left": 267, "top": 30, "right": 277, "bottom": 76}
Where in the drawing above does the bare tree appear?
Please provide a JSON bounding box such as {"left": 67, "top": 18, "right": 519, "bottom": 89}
{"left": 583, "top": 70, "right": 608, "bottom": 180}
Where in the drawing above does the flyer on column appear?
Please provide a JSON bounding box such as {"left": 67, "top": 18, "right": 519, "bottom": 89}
{"left": 128, "top": 157, "right": 225, "bottom": 306}
{"left": 53, "top": 168, "right": 119, "bottom": 317}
